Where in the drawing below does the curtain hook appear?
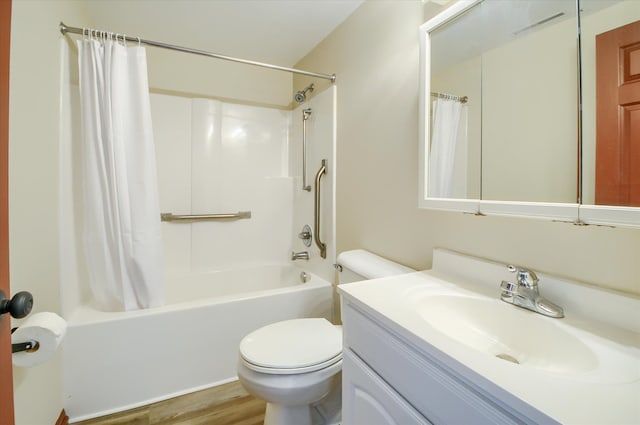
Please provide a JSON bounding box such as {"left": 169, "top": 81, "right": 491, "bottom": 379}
{"left": 137, "top": 36, "right": 141, "bottom": 47}
{"left": 123, "top": 34, "right": 127, "bottom": 47}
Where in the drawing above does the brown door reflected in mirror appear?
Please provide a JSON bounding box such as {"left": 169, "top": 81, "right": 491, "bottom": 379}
{"left": 595, "top": 20, "right": 640, "bottom": 206}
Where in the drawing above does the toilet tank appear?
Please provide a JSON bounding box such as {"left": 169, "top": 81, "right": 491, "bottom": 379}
{"left": 337, "top": 249, "right": 415, "bottom": 284}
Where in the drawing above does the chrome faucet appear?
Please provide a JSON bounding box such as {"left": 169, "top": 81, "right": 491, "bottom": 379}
{"left": 500, "top": 265, "right": 564, "bottom": 318}
{"left": 291, "top": 251, "right": 310, "bottom": 261}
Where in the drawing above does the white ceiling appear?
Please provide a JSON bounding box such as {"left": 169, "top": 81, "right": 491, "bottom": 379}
{"left": 79, "top": 0, "right": 363, "bottom": 68}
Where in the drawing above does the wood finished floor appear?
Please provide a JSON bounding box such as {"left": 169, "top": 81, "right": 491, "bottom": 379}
{"left": 74, "top": 381, "right": 265, "bottom": 425}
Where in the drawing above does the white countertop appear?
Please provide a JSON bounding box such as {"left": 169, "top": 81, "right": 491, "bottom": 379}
{"left": 339, "top": 249, "right": 640, "bottom": 425}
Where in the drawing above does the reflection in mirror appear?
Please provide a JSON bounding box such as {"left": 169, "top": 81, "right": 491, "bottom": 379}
{"left": 580, "top": 0, "right": 640, "bottom": 207}
{"left": 427, "top": 0, "right": 579, "bottom": 203}
{"left": 428, "top": 2, "right": 481, "bottom": 200}
{"left": 428, "top": 92, "right": 472, "bottom": 198}
{"left": 429, "top": 17, "right": 479, "bottom": 200}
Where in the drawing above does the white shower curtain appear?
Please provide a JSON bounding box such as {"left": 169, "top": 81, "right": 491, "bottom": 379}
{"left": 428, "top": 97, "right": 468, "bottom": 198}
{"left": 77, "top": 37, "right": 164, "bottom": 311}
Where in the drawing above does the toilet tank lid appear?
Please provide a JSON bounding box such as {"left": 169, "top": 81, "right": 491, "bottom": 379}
{"left": 337, "top": 249, "right": 414, "bottom": 279}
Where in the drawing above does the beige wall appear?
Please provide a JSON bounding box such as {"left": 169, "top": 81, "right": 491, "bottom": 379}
{"left": 482, "top": 15, "right": 577, "bottom": 203}
{"left": 72, "top": 1, "right": 294, "bottom": 108}
{"left": 59, "top": 8, "right": 293, "bottom": 109}
{"left": 145, "top": 49, "right": 293, "bottom": 109}
{"left": 9, "top": 2, "right": 89, "bottom": 424}
{"left": 294, "top": 0, "right": 640, "bottom": 296}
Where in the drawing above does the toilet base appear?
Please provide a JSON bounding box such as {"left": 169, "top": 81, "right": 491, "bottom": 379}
{"left": 312, "top": 380, "right": 342, "bottom": 425}
{"left": 237, "top": 357, "right": 342, "bottom": 425}
{"left": 262, "top": 382, "right": 342, "bottom": 425}
{"left": 265, "top": 403, "right": 312, "bottom": 425}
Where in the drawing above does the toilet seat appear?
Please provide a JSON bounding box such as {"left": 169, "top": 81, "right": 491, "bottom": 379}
{"left": 239, "top": 318, "right": 342, "bottom": 375}
{"left": 242, "top": 352, "right": 342, "bottom": 375}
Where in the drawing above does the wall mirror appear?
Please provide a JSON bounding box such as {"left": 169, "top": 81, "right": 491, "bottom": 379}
{"left": 419, "top": 0, "right": 640, "bottom": 226}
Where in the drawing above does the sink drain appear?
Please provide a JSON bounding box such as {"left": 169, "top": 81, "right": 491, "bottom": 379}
{"left": 496, "top": 353, "right": 520, "bottom": 364}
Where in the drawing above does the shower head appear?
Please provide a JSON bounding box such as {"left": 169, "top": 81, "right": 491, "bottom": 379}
{"left": 294, "top": 91, "right": 306, "bottom": 104}
{"left": 294, "top": 83, "right": 315, "bottom": 104}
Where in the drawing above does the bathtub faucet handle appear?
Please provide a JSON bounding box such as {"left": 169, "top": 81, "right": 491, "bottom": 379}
{"left": 298, "top": 224, "right": 312, "bottom": 247}
{"left": 298, "top": 231, "right": 311, "bottom": 240}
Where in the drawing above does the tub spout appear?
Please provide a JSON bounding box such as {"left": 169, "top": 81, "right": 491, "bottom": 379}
{"left": 291, "top": 251, "right": 310, "bottom": 261}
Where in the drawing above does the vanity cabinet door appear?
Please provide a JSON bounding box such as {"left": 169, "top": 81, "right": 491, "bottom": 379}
{"left": 343, "top": 349, "right": 433, "bottom": 425}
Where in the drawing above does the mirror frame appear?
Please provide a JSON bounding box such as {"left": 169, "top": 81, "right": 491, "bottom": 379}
{"left": 418, "top": 0, "right": 640, "bottom": 227}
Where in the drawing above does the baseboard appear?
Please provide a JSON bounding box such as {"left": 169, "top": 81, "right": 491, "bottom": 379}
{"left": 55, "top": 409, "right": 69, "bottom": 425}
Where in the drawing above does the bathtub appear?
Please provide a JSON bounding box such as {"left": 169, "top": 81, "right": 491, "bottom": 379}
{"left": 62, "top": 264, "right": 333, "bottom": 422}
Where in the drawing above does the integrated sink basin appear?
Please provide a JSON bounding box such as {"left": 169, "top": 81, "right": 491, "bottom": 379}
{"left": 412, "top": 292, "right": 639, "bottom": 384}
{"left": 416, "top": 295, "right": 597, "bottom": 373}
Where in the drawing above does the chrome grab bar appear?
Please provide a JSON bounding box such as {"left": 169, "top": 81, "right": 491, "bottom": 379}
{"left": 314, "top": 160, "right": 327, "bottom": 259}
{"left": 161, "top": 211, "right": 251, "bottom": 222}
{"left": 302, "top": 108, "right": 312, "bottom": 191}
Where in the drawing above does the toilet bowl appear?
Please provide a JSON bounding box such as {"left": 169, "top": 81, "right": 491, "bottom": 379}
{"left": 238, "top": 318, "right": 342, "bottom": 425}
{"left": 237, "top": 250, "right": 414, "bottom": 425}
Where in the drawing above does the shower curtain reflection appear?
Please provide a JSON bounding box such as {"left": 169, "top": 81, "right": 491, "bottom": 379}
{"left": 77, "top": 37, "right": 164, "bottom": 311}
{"left": 429, "top": 97, "right": 468, "bottom": 198}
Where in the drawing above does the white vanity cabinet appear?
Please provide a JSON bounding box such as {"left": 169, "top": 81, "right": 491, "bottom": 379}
{"left": 339, "top": 249, "right": 640, "bottom": 424}
{"left": 342, "top": 349, "right": 432, "bottom": 425}
{"left": 341, "top": 298, "right": 554, "bottom": 425}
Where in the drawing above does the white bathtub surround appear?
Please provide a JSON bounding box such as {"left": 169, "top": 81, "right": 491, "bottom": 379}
{"left": 290, "top": 87, "right": 337, "bottom": 281}
{"left": 77, "top": 38, "right": 164, "bottom": 311}
{"left": 63, "top": 265, "right": 332, "bottom": 422}
{"left": 152, "top": 89, "right": 337, "bottom": 281}
{"left": 152, "top": 94, "right": 295, "bottom": 274}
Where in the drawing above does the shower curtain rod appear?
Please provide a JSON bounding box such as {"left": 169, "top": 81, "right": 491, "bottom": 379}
{"left": 431, "top": 91, "right": 468, "bottom": 104}
{"left": 59, "top": 22, "right": 336, "bottom": 83}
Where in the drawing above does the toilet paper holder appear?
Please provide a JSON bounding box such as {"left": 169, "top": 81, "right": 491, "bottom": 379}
{"left": 12, "top": 340, "right": 39, "bottom": 353}
{"left": 11, "top": 327, "right": 40, "bottom": 354}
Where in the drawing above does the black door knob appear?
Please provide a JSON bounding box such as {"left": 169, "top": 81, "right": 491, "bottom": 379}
{"left": 0, "top": 290, "right": 34, "bottom": 319}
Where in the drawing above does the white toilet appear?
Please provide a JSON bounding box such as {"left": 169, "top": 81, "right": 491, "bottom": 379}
{"left": 237, "top": 249, "right": 414, "bottom": 425}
